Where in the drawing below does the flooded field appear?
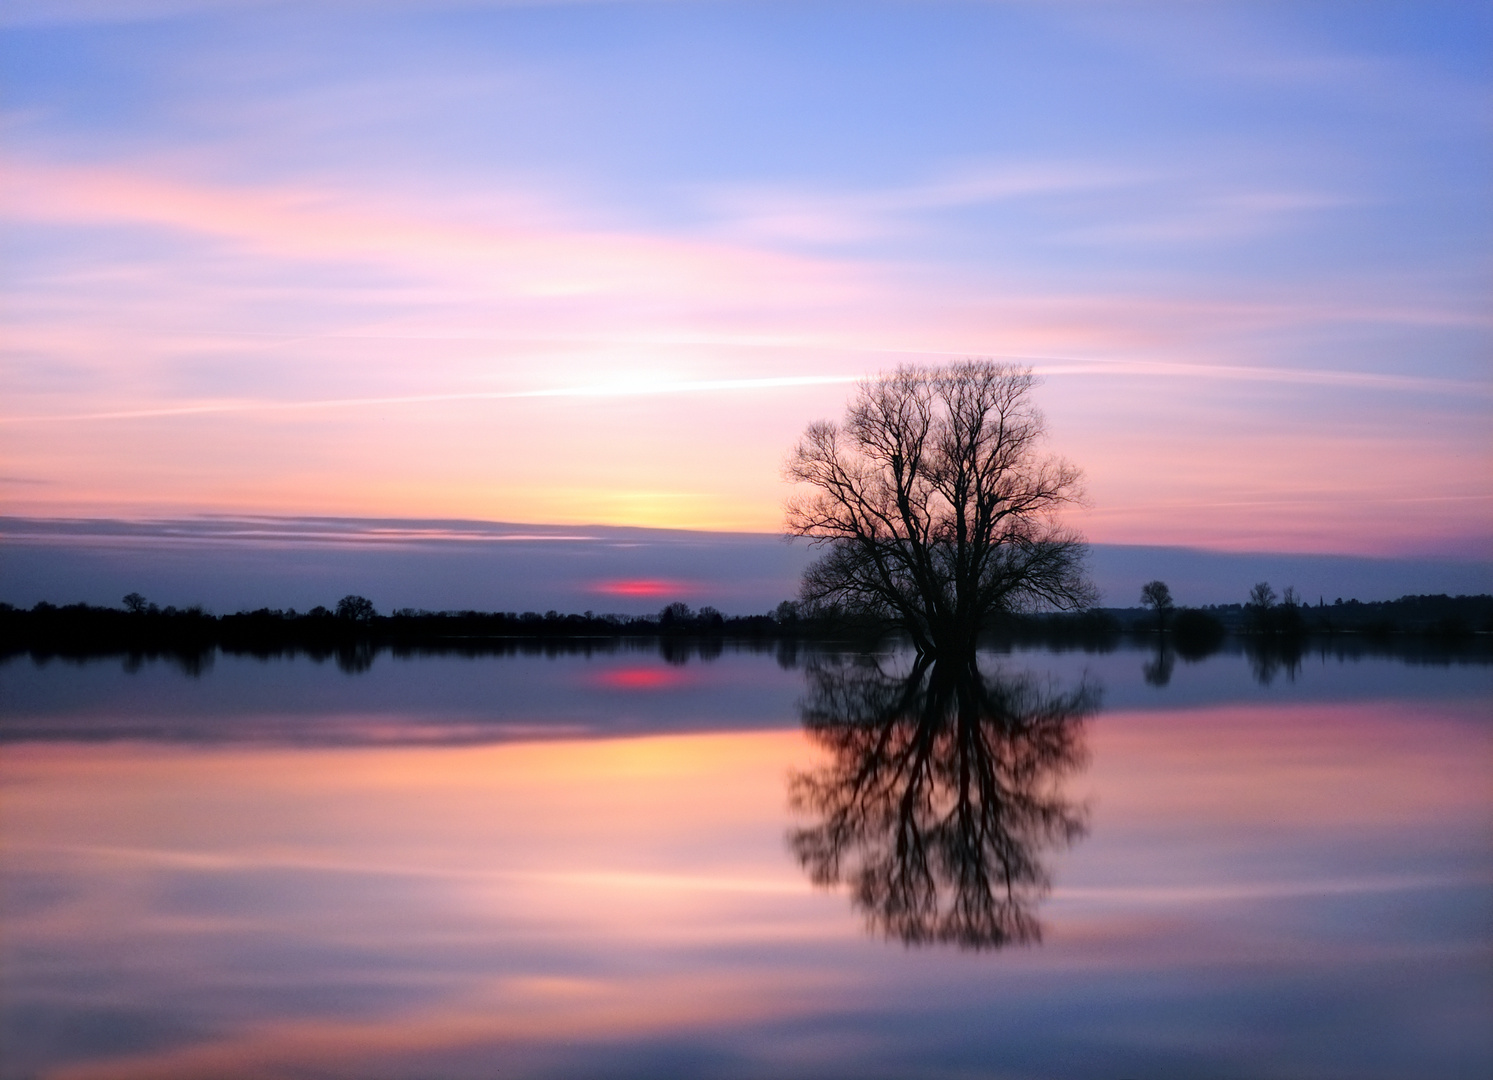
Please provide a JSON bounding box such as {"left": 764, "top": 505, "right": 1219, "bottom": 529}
{"left": 2, "top": 642, "right": 1489, "bottom": 1079}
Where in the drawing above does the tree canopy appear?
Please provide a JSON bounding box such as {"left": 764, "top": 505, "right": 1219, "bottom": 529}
{"left": 1140, "top": 579, "right": 1174, "bottom": 631}
{"left": 784, "top": 361, "right": 1093, "bottom": 656}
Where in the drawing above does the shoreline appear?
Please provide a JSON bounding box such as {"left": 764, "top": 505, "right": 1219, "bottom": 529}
{"left": 4, "top": 597, "right": 1490, "bottom": 667}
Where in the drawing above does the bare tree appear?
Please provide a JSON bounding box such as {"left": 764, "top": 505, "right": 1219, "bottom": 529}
{"left": 1140, "top": 579, "right": 1174, "bottom": 631}
{"left": 1247, "top": 581, "right": 1278, "bottom": 634}
{"left": 788, "top": 654, "right": 1094, "bottom": 949}
{"left": 785, "top": 361, "right": 1093, "bottom": 656}
{"left": 1248, "top": 581, "right": 1277, "bottom": 610}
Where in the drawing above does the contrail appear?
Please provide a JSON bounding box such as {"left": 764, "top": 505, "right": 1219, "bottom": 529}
{"left": 1, "top": 361, "right": 1483, "bottom": 425}
{"left": 0, "top": 374, "right": 862, "bottom": 424}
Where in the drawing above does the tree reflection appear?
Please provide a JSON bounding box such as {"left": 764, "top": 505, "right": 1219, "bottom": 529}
{"left": 1142, "top": 641, "right": 1175, "bottom": 687}
{"left": 789, "top": 655, "right": 1097, "bottom": 950}
{"left": 1244, "top": 636, "right": 1304, "bottom": 685}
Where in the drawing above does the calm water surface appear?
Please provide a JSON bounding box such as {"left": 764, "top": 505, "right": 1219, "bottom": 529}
{"left": 1, "top": 643, "right": 1489, "bottom": 1079}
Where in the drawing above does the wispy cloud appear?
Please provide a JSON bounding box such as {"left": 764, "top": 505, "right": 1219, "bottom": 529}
{"left": 1035, "top": 357, "right": 1490, "bottom": 398}
{"left": 6, "top": 354, "right": 1483, "bottom": 428}
{"left": 1053, "top": 189, "right": 1361, "bottom": 246}
{"left": 700, "top": 160, "right": 1147, "bottom": 245}
{"left": 1, "top": 158, "right": 860, "bottom": 305}
{"left": 2, "top": 3, "right": 1487, "bottom": 552}
{"left": 0, "top": 373, "right": 863, "bottom": 424}
{"left": 1065, "top": 1, "right": 1493, "bottom": 129}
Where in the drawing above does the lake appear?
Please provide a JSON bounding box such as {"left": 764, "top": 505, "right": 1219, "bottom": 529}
{"left": 2, "top": 641, "right": 1489, "bottom": 1079}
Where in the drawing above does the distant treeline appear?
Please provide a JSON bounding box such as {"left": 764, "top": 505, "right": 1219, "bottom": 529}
{"left": 1100, "top": 592, "right": 1493, "bottom": 637}
{"left": 2, "top": 591, "right": 1489, "bottom": 667}
{"left": 1, "top": 597, "right": 804, "bottom": 664}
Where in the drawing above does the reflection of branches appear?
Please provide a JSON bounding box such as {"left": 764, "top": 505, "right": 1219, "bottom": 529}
{"left": 789, "top": 655, "right": 1096, "bottom": 950}
{"left": 1244, "top": 636, "right": 1303, "bottom": 686}
{"left": 1142, "top": 643, "right": 1174, "bottom": 687}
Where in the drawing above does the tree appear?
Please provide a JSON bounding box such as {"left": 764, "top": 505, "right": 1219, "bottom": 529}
{"left": 335, "top": 594, "right": 376, "bottom": 622}
{"left": 1275, "top": 584, "right": 1303, "bottom": 636}
{"left": 1248, "top": 581, "right": 1277, "bottom": 610}
{"left": 1139, "top": 580, "right": 1174, "bottom": 632}
{"left": 1246, "top": 581, "right": 1277, "bottom": 634}
{"left": 784, "top": 361, "right": 1093, "bottom": 657}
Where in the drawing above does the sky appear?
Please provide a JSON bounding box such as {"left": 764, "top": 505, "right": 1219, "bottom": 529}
{"left": 5, "top": 516, "right": 1492, "bottom": 612}
{"left": 1, "top": 0, "right": 1490, "bottom": 563}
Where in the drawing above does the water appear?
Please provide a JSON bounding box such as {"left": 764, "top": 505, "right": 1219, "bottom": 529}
{"left": 1, "top": 642, "right": 1489, "bottom": 1079}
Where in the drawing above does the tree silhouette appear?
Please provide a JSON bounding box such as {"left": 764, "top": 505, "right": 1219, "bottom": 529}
{"left": 785, "top": 362, "right": 1093, "bottom": 658}
{"left": 335, "top": 595, "right": 376, "bottom": 622}
{"left": 788, "top": 653, "right": 1096, "bottom": 949}
{"left": 1139, "top": 580, "right": 1174, "bottom": 632}
{"left": 1245, "top": 581, "right": 1303, "bottom": 636}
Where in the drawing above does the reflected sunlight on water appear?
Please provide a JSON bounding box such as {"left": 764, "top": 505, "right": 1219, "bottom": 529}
{"left": 1, "top": 646, "right": 1489, "bottom": 1079}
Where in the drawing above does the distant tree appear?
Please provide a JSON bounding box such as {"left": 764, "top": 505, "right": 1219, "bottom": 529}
{"left": 1276, "top": 585, "right": 1304, "bottom": 635}
{"left": 785, "top": 361, "right": 1093, "bottom": 657}
{"left": 122, "top": 592, "right": 148, "bottom": 614}
{"left": 659, "top": 602, "right": 693, "bottom": 626}
{"left": 1139, "top": 580, "right": 1174, "bottom": 632}
{"left": 335, "top": 595, "right": 376, "bottom": 622}
{"left": 1246, "top": 581, "right": 1277, "bottom": 634}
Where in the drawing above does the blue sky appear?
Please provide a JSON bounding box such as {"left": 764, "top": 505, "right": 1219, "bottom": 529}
{"left": 1, "top": 0, "right": 1489, "bottom": 559}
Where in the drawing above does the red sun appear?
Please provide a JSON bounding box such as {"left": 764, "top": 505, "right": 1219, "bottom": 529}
{"left": 592, "top": 579, "right": 683, "bottom": 598}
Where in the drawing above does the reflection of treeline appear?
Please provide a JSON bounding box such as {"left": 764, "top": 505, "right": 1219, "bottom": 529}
{"left": 5, "top": 591, "right": 1488, "bottom": 667}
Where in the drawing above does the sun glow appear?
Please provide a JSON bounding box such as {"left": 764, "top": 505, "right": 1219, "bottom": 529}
{"left": 1, "top": 2, "right": 1487, "bottom": 556}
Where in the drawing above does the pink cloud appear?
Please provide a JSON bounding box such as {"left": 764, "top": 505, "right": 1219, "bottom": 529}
{"left": 0, "top": 157, "right": 867, "bottom": 309}
{"left": 2, "top": 158, "right": 1486, "bottom": 553}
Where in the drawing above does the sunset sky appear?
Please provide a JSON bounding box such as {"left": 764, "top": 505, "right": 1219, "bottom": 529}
{"left": 2, "top": 0, "right": 1489, "bottom": 560}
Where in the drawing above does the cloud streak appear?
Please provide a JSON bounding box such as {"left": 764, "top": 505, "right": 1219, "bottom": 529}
{"left": 2, "top": 3, "right": 1487, "bottom": 553}
{"left": 3, "top": 353, "right": 1482, "bottom": 427}
{"left": 0, "top": 374, "right": 863, "bottom": 425}
{"left": 1, "top": 157, "right": 861, "bottom": 307}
